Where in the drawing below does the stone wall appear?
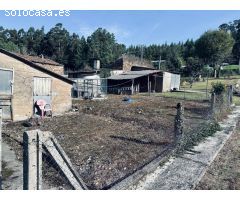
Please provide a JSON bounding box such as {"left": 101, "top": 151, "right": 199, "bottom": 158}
{"left": 0, "top": 52, "right": 72, "bottom": 121}
{"left": 122, "top": 55, "right": 154, "bottom": 72}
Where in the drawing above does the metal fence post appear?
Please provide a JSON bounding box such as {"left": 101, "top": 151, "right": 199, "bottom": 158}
{"left": 0, "top": 108, "right": 2, "bottom": 190}
{"left": 23, "top": 130, "right": 42, "bottom": 190}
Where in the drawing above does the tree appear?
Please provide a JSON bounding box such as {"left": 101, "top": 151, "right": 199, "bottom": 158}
{"left": 87, "top": 28, "right": 116, "bottom": 66}
{"left": 232, "top": 21, "right": 240, "bottom": 66}
{"left": 195, "top": 30, "right": 234, "bottom": 77}
{"left": 64, "top": 34, "right": 89, "bottom": 71}
{"left": 41, "top": 23, "right": 70, "bottom": 63}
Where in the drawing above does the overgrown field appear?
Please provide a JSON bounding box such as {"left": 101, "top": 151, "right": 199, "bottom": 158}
{"left": 3, "top": 95, "right": 211, "bottom": 189}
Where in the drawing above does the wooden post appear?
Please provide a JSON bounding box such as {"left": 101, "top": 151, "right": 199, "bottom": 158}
{"left": 0, "top": 108, "right": 2, "bottom": 190}
{"left": 148, "top": 75, "right": 150, "bottom": 96}
{"left": 23, "top": 130, "right": 42, "bottom": 190}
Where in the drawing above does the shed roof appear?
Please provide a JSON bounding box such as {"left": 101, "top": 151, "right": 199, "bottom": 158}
{"left": 108, "top": 70, "right": 161, "bottom": 80}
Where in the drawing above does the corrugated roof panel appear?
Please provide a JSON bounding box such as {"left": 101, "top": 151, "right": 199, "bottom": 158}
{"left": 108, "top": 70, "right": 161, "bottom": 80}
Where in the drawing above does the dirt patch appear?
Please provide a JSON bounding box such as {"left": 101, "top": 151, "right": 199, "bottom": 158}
{"left": 2, "top": 161, "right": 14, "bottom": 181}
{"left": 196, "top": 122, "right": 240, "bottom": 190}
{"left": 2, "top": 95, "right": 210, "bottom": 189}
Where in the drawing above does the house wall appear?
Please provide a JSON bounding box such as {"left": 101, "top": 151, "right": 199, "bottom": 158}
{"left": 122, "top": 55, "right": 153, "bottom": 72}
{"left": 0, "top": 52, "right": 72, "bottom": 121}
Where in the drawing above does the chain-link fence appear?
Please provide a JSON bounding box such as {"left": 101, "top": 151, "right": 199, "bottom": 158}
{"left": 173, "top": 86, "right": 234, "bottom": 155}
{"left": 0, "top": 86, "right": 234, "bottom": 190}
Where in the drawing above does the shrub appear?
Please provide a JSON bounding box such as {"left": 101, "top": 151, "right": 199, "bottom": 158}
{"left": 211, "top": 82, "right": 226, "bottom": 95}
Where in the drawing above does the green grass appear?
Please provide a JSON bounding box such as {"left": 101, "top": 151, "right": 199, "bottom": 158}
{"left": 223, "top": 65, "right": 240, "bottom": 70}
{"left": 233, "top": 96, "right": 240, "bottom": 106}
{"left": 184, "top": 76, "right": 240, "bottom": 92}
{"left": 153, "top": 91, "right": 210, "bottom": 101}
{"left": 142, "top": 75, "right": 240, "bottom": 102}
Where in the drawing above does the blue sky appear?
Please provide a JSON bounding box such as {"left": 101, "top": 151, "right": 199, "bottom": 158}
{"left": 0, "top": 10, "right": 240, "bottom": 46}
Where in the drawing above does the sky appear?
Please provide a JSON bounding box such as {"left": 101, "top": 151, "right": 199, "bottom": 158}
{"left": 0, "top": 10, "right": 240, "bottom": 46}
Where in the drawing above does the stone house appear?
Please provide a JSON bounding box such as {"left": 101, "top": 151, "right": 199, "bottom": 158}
{"left": 108, "top": 54, "right": 155, "bottom": 75}
{"left": 0, "top": 48, "right": 74, "bottom": 121}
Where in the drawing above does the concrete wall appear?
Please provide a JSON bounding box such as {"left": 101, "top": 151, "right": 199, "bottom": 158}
{"left": 162, "top": 72, "right": 172, "bottom": 92}
{"left": 0, "top": 52, "right": 72, "bottom": 121}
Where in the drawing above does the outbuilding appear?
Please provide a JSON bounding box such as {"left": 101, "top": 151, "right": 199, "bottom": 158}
{"left": 107, "top": 70, "right": 180, "bottom": 95}
{"left": 0, "top": 48, "right": 74, "bottom": 121}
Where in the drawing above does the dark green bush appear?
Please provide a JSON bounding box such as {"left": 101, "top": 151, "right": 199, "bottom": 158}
{"left": 211, "top": 82, "right": 226, "bottom": 95}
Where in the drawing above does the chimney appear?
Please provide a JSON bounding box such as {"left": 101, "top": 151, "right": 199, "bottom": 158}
{"left": 93, "top": 60, "right": 100, "bottom": 70}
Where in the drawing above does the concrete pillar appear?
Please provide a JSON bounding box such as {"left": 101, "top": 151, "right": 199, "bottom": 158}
{"left": 174, "top": 103, "right": 184, "bottom": 142}
{"left": 228, "top": 85, "right": 233, "bottom": 106}
{"left": 41, "top": 132, "right": 87, "bottom": 190}
{"left": 23, "top": 130, "right": 42, "bottom": 190}
{"left": 211, "top": 92, "right": 216, "bottom": 116}
{"left": 0, "top": 108, "right": 2, "bottom": 190}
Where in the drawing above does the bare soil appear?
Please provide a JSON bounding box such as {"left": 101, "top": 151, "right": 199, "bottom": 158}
{"left": 196, "top": 122, "right": 240, "bottom": 190}
{"left": 2, "top": 95, "right": 210, "bottom": 189}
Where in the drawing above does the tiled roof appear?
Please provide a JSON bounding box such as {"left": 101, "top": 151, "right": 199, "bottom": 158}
{"left": 13, "top": 53, "right": 64, "bottom": 75}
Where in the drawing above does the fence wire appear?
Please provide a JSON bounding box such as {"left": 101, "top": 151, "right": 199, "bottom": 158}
{"left": 0, "top": 86, "right": 234, "bottom": 190}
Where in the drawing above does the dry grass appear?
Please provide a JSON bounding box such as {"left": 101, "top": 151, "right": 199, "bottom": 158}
{"left": 3, "top": 95, "right": 210, "bottom": 189}
{"left": 196, "top": 122, "right": 240, "bottom": 190}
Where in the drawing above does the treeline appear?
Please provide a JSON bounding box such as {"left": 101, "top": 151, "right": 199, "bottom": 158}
{"left": 0, "top": 23, "right": 126, "bottom": 70}
{"left": 1, "top": 19, "right": 240, "bottom": 76}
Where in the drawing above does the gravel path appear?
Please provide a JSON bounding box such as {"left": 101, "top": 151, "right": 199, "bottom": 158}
{"left": 2, "top": 141, "right": 23, "bottom": 190}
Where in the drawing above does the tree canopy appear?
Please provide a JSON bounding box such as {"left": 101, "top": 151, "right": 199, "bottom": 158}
{"left": 1, "top": 18, "right": 240, "bottom": 77}
{"left": 195, "top": 30, "right": 234, "bottom": 66}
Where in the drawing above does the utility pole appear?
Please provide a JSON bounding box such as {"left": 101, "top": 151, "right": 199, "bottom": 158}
{"left": 158, "top": 55, "right": 161, "bottom": 70}
{"left": 140, "top": 45, "right": 144, "bottom": 64}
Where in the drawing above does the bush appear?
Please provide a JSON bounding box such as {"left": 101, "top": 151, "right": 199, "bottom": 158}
{"left": 211, "top": 82, "right": 226, "bottom": 95}
{"left": 176, "top": 120, "right": 221, "bottom": 154}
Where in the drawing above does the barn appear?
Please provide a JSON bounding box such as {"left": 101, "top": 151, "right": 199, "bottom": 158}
{"left": 0, "top": 48, "right": 74, "bottom": 121}
{"left": 107, "top": 70, "right": 180, "bottom": 95}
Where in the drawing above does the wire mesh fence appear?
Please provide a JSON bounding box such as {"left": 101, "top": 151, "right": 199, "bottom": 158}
{"left": 0, "top": 86, "right": 235, "bottom": 190}
{"left": 73, "top": 79, "right": 107, "bottom": 99}
{"left": 173, "top": 87, "right": 234, "bottom": 155}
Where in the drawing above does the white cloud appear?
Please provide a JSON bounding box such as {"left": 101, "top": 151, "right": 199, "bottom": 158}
{"left": 106, "top": 25, "right": 130, "bottom": 38}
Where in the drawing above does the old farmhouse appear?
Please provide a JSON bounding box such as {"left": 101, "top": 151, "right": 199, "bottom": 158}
{"left": 0, "top": 48, "right": 74, "bottom": 121}
{"left": 108, "top": 54, "right": 155, "bottom": 76}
